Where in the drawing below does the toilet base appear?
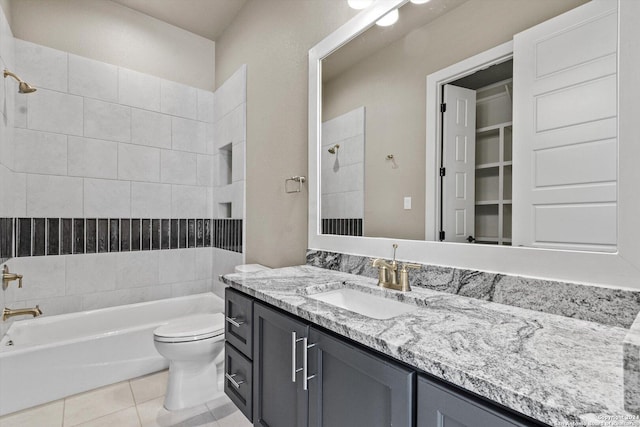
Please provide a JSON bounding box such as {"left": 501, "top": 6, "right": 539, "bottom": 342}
{"left": 163, "top": 359, "right": 223, "bottom": 411}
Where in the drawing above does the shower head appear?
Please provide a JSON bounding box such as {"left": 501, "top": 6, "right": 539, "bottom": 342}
{"left": 3, "top": 70, "right": 37, "bottom": 94}
{"left": 328, "top": 144, "right": 340, "bottom": 154}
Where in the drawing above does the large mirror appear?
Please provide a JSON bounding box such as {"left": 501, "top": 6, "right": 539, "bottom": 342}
{"left": 309, "top": 0, "right": 640, "bottom": 288}
{"left": 319, "top": 0, "right": 620, "bottom": 253}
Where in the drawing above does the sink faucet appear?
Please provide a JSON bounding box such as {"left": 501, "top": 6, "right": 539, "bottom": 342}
{"left": 371, "top": 244, "right": 420, "bottom": 292}
{"left": 3, "top": 305, "right": 42, "bottom": 321}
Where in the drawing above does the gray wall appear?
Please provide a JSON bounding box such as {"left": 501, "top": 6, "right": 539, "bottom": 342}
{"left": 215, "top": 0, "right": 357, "bottom": 268}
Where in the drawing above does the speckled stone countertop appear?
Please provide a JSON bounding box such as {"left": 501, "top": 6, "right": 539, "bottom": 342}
{"left": 222, "top": 265, "right": 640, "bottom": 427}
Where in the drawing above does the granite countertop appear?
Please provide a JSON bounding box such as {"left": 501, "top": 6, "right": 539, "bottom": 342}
{"left": 222, "top": 265, "right": 639, "bottom": 427}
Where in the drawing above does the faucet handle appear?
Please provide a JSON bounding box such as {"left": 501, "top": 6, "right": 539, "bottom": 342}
{"left": 2, "top": 266, "right": 23, "bottom": 289}
{"left": 401, "top": 263, "right": 421, "bottom": 272}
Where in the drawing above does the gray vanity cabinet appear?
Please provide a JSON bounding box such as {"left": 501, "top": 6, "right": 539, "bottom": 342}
{"left": 253, "top": 302, "right": 309, "bottom": 427}
{"left": 417, "top": 376, "right": 535, "bottom": 427}
{"left": 307, "top": 327, "right": 415, "bottom": 427}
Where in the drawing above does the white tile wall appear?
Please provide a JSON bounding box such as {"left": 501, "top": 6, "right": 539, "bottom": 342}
{"left": 159, "top": 249, "right": 195, "bottom": 284}
{"left": 161, "top": 80, "right": 197, "bottom": 119}
{"left": 66, "top": 254, "right": 118, "bottom": 295}
{"left": 26, "top": 174, "right": 83, "bottom": 217}
{"left": 68, "top": 54, "right": 118, "bottom": 102}
{"left": 28, "top": 89, "right": 84, "bottom": 136}
{"left": 161, "top": 150, "right": 197, "bottom": 185}
{"left": 130, "top": 182, "right": 172, "bottom": 218}
{"left": 172, "top": 116, "right": 206, "bottom": 153}
{"left": 15, "top": 39, "right": 67, "bottom": 92}
{"left": 68, "top": 136, "right": 118, "bottom": 179}
{"left": 321, "top": 107, "right": 365, "bottom": 219}
{"left": 197, "top": 90, "right": 214, "bottom": 123}
{"left": 115, "top": 251, "right": 160, "bottom": 289}
{"left": 171, "top": 185, "right": 207, "bottom": 218}
{"left": 118, "top": 143, "right": 160, "bottom": 182}
{"left": 131, "top": 108, "right": 171, "bottom": 149}
{"left": 197, "top": 154, "right": 214, "bottom": 187}
{"left": 84, "top": 98, "right": 131, "bottom": 142}
{"left": 118, "top": 68, "right": 161, "bottom": 111}
{"left": 14, "top": 128, "right": 67, "bottom": 175}
{"left": 83, "top": 178, "right": 131, "bottom": 217}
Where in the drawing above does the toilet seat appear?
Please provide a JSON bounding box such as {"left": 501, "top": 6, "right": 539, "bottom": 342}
{"left": 154, "top": 313, "right": 225, "bottom": 343}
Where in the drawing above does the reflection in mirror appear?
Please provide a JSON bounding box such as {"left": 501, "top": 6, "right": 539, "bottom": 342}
{"left": 319, "top": 0, "right": 617, "bottom": 253}
{"left": 321, "top": 107, "right": 365, "bottom": 237}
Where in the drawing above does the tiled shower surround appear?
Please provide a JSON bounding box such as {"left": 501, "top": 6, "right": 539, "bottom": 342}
{"left": 0, "top": 20, "right": 247, "bottom": 335}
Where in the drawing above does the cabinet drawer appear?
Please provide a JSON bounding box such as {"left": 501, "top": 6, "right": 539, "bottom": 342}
{"left": 417, "top": 375, "right": 536, "bottom": 427}
{"left": 225, "top": 288, "right": 253, "bottom": 358}
{"left": 225, "top": 342, "right": 253, "bottom": 422}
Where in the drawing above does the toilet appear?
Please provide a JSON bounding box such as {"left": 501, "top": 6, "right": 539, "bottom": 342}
{"left": 153, "top": 313, "right": 226, "bottom": 411}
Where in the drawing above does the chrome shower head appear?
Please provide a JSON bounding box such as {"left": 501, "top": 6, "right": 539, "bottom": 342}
{"left": 3, "top": 69, "right": 37, "bottom": 94}
{"left": 328, "top": 144, "right": 340, "bottom": 154}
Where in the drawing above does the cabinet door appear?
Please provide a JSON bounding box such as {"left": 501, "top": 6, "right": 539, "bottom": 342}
{"left": 253, "top": 302, "right": 309, "bottom": 427}
{"left": 308, "top": 327, "right": 414, "bottom": 427}
{"left": 225, "top": 288, "right": 253, "bottom": 358}
{"left": 417, "top": 376, "right": 536, "bottom": 427}
{"left": 224, "top": 342, "right": 253, "bottom": 421}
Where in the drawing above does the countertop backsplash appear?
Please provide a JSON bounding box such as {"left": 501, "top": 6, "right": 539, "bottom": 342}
{"left": 306, "top": 249, "right": 640, "bottom": 329}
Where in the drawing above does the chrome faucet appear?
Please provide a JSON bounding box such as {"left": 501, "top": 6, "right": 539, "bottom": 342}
{"left": 371, "top": 244, "right": 420, "bottom": 292}
{"left": 2, "top": 265, "right": 23, "bottom": 290}
{"left": 3, "top": 305, "right": 42, "bottom": 321}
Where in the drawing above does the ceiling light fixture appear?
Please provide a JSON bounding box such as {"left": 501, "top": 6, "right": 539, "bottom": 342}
{"left": 410, "top": 0, "right": 432, "bottom": 4}
{"left": 376, "top": 9, "right": 399, "bottom": 26}
{"left": 347, "top": 0, "right": 373, "bottom": 9}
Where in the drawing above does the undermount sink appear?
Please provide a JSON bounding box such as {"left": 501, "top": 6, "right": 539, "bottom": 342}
{"left": 306, "top": 288, "right": 416, "bottom": 320}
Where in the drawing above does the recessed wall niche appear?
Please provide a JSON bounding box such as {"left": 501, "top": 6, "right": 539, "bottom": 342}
{"left": 218, "top": 143, "right": 233, "bottom": 186}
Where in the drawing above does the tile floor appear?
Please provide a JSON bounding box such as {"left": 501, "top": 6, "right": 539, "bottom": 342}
{"left": 0, "top": 370, "right": 252, "bottom": 427}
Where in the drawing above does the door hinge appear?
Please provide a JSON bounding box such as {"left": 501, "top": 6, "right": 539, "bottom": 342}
{"left": 439, "top": 167, "right": 446, "bottom": 177}
{"left": 439, "top": 231, "right": 445, "bottom": 241}
{"left": 440, "top": 103, "right": 447, "bottom": 113}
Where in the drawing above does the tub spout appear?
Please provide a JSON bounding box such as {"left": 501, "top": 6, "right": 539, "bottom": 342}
{"left": 3, "top": 305, "right": 42, "bottom": 321}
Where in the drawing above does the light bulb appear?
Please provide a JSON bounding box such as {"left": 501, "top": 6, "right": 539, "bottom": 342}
{"left": 376, "top": 9, "right": 399, "bottom": 26}
{"left": 347, "top": 0, "right": 373, "bottom": 9}
{"left": 410, "top": 0, "right": 432, "bottom": 4}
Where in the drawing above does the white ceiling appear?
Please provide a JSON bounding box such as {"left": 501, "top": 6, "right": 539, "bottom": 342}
{"left": 110, "top": 0, "right": 247, "bottom": 41}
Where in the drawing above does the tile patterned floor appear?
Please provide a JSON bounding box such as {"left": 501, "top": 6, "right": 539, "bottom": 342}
{"left": 0, "top": 370, "right": 252, "bottom": 427}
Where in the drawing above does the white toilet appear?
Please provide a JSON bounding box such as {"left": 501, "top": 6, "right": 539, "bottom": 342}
{"left": 153, "top": 313, "right": 226, "bottom": 411}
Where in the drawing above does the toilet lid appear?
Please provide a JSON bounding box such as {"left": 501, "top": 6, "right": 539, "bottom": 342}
{"left": 154, "top": 313, "right": 225, "bottom": 343}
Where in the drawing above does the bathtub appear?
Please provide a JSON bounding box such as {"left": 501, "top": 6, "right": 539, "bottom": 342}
{"left": 0, "top": 292, "right": 225, "bottom": 416}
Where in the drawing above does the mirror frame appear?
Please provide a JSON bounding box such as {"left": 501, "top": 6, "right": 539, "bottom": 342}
{"left": 308, "top": 0, "right": 640, "bottom": 289}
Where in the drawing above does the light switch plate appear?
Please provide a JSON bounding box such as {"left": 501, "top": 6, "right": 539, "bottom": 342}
{"left": 404, "top": 197, "right": 411, "bottom": 210}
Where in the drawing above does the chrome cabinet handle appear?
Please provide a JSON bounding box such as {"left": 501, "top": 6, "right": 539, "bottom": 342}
{"left": 225, "top": 373, "right": 245, "bottom": 389}
{"left": 302, "top": 337, "right": 317, "bottom": 391}
{"left": 225, "top": 316, "right": 245, "bottom": 328}
{"left": 291, "top": 331, "right": 303, "bottom": 382}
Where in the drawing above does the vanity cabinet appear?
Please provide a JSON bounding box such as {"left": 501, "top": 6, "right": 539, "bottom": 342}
{"left": 227, "top": 289, "right": 544, "bottom": 427}
{"left": 253, "top": 302, "right": 309, "bottom": 427}
{"left": 417, "top": 376, "right": 536, "bottom": 427}
{"left": 253, "top": 301, "right": 414, "bottom": 427}
{"left": 307, "top": 327, "right": 414, "bottom": 427}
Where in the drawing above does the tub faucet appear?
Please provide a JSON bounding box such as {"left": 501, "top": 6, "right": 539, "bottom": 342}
{"left": 2, "top": 265, "right": 23, "bottom": 290}
{"left": 3, "top": 305, "right": 42, "bottom": 321}
{"left": 371, "top": 244, "right": 420, "bottom": 292}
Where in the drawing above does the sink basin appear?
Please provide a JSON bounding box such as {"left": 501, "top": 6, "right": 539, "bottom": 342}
{"left": 306, "top": 288, "right": 416, "bottom": 320}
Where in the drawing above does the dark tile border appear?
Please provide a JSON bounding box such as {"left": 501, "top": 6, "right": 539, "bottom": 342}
{"left": 322, "top": 218, "right": 363, "bottom": 236}
{"left": 0, "top": 218, "right": 243, "bottom": 260}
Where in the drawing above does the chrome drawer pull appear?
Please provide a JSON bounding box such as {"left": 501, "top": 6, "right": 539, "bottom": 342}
{"left": 291, "top": 331, "right": 303, "bottom": 382}
{"left": 302, "top": 337, "right": 317, "bottom": 391}
{"left": 225, "top": 373, "right": 245, "bottom": 389}
{"left": 225, "top": 316, "right": 245, "bottom": 328}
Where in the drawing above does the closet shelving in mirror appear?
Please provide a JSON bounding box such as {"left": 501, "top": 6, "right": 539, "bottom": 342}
{"left": 474, "top": 79, "right": 513, "bottom": 246}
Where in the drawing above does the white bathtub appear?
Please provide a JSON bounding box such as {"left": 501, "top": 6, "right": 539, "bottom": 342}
{"left": 0, "top": 292, "right": 225, "bottom": 416}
